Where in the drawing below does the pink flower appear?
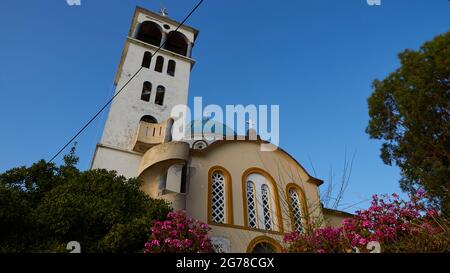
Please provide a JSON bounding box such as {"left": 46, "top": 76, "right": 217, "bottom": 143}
{"left": 144, "top": 210, "right": 214, "bottom": 253}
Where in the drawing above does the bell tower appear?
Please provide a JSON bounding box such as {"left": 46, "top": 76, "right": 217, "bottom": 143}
{"left": 91, "top": 7, "right": 199, "bottom": 178}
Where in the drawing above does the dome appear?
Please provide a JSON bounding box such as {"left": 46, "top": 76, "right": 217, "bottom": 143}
{"left": 187, "top": 118, "right": 235, "bottom": 137}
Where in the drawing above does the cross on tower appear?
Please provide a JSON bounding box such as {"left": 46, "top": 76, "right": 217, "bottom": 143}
{"left": 159, "top": 7, "right": 169, "bottom": 17}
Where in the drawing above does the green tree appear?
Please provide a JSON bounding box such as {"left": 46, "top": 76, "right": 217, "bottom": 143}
{"left": 0, "top": 147, "right": 171, "bottom": 253}
{"left": 366, "top": 32, "right": 450, "bottom": 215}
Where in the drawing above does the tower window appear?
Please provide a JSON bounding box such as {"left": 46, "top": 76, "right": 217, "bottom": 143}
{"left": 141, "top": 81, "right": 152, "bottom": 102}
{"left": 155, "top": 86, "right": 165, "bottom": 106}
{"left": 155, "top": 56, "right": 164, "bottom": 73}
{"left": 164, "top": 31, "right": 188, "bottom": 56}
{"left": 141, "top": 52, "right": 152, "bottom": 68}
{"left": 167, "top": 60, "right": 176, "bottom": 77}
{"left": 136, "top": 21, "right": 162, "bottom": 47}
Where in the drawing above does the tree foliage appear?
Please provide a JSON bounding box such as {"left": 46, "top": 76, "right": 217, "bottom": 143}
{"left": 0, "top": 147, "right": 171, "bottom": 253}
{"left": 366, "top": 31, "right": 450, "bottom": 214}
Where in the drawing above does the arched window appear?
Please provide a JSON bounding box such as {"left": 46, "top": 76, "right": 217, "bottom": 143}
{"left": 142, "top": 52, "right": 152, "bottom": 68}
{"left": 211, "top": 171, "right": 226, "bottom": 223}
{"left": 136, "top": 21, "right": 162, "bottom": 46}
{"left": 140, "top": 115, "right": 157, "bottom": 124}
{"left": 261, "top": 184, "right": 273, "bottom": 230}
{"left": 246, "top": 181, "right": 257, "bottom": 228}
{"left": 208, "top": 167, "right": 232, "bottom": 224}
{"left": 155, "top": 56, "right": 164, "bottom": 72}
{"left": 243, "top": 169, "right": 283, "bottom": 232}
{"left": 164, "top": 31, "right": 188, "bottom": 56}
{"left": 289, "top": 189, "right": 303, "bottom": 232}
{"left": 155, "top": 86, "right": 165, "bottom": 106}
{"left": 167, "top": 60, "right": 176, "bottom": 76}
{"left": 286, "top": 184, "right": 308, "bottom": 233}
{"left": 141, "top": 82, "right": 152, "bottom": 102}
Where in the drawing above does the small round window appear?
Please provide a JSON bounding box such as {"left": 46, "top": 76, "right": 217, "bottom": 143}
{"left": 163, "top": 24, "right": 171, "bottom": 30}
{"left": 193, "top": 141, "right": 208, "bottom": 150}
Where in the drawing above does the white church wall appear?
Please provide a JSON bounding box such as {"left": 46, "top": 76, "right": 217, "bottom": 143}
{"left": 91, "top": 145, "right": 142, "bottom": 178}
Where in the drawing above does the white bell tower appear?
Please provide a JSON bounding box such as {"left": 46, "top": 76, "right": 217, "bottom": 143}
{"left": 91, "top": 7, "right": 199, "bottom": 178}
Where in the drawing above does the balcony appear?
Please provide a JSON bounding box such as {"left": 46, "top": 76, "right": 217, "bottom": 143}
{"left": 133, "top": 121, "right": 167, "bottom": 153}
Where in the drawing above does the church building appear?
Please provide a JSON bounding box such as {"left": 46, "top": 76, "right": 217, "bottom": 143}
{"left": 91, "top": 7, "right": 351, "bottom": 253}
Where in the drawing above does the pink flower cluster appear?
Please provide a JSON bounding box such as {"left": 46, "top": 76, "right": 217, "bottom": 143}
{"left": 284, "top": 190, "right": 445, "bottom": 253}
{"left": 144, "top": 211, "right": 214, "bottom": 253}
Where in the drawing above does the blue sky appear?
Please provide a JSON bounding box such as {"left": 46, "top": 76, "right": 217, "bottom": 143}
{"left": 0, "top": 0, "right": 448, "bottom": 212}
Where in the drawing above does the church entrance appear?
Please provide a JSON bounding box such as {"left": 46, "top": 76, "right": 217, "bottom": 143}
{"left": 250, "top": 242, "right": 277, "bottom": 253}
{"left": 247, "top": 236, "right": 283, "bottom": 253}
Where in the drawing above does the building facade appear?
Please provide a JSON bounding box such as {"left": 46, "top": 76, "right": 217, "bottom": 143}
{"left": 91, "top": 7, "right": 350, "bottom": 253}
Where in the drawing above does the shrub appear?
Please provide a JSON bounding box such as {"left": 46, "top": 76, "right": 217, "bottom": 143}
{"left": 285, "top": 191, "right": 450, "bottom": 253}
{"left": 144, "top": 211, "right": 214, "bottom": 253}
{"left": 0, "top": 147, "right": 172, "bottom": 253}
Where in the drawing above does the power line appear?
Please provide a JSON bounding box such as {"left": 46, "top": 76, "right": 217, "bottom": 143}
{"left": 49, "top": 0, "right": 204, "bottom": 163}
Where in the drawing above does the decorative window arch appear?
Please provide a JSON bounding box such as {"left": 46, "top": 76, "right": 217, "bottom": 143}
{"left": 242, "top": 168, "right": 283, "bottom": 232}
{"left": 167, "top": 60, "right": 176, "bottom": 76}
{"left": 155, "top": 86, "right": 165, "bottom": 105}
{"left": 141, "top": 81, "right": 152, "bottom": 102}
{"left": 155, "top": 56, "right": 164, "bottom": 72}
{"left": 208, "top": 166, "right": 233, "bottom": 225}
{"left": 286, "top": 183, "right": 309, "bottom": 233}
{"left": 142, "top": 52, "right": 152, "bottom": 68}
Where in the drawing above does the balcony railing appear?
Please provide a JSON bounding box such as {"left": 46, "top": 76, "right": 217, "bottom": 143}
{"left": 133, "top": 121, "right": 167, "bottom": 152}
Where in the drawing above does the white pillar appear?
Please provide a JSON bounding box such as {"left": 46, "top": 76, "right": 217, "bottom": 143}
{"left": 161, "top": 32, "right": 168, "bottom": 47}
{"left": 187, "top": 43, "right": 193, "bottom": 58}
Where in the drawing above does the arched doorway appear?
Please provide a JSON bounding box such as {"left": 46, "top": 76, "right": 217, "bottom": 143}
{"left": 140, "top": 115, "right": 157, "bottom": 124}
{"left": 251, "top": 242, "right": 277, "bottom": 253}
{"left": 247, "top": 236, "right": 283, "bottom": 253}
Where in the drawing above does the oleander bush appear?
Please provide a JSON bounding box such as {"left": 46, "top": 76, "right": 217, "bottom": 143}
{"left": 285, "top": 190, "right": 450, "bottom": 253}
{"left": 144, "top": 210, "right": 214, "bottom": 253}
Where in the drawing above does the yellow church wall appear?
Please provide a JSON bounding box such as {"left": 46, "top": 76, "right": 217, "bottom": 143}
{"left": 185, "top": 140, "right": 325, "bottom": 252}
{"left": 323, "top": 208, "right": 354, "bottom": 228}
